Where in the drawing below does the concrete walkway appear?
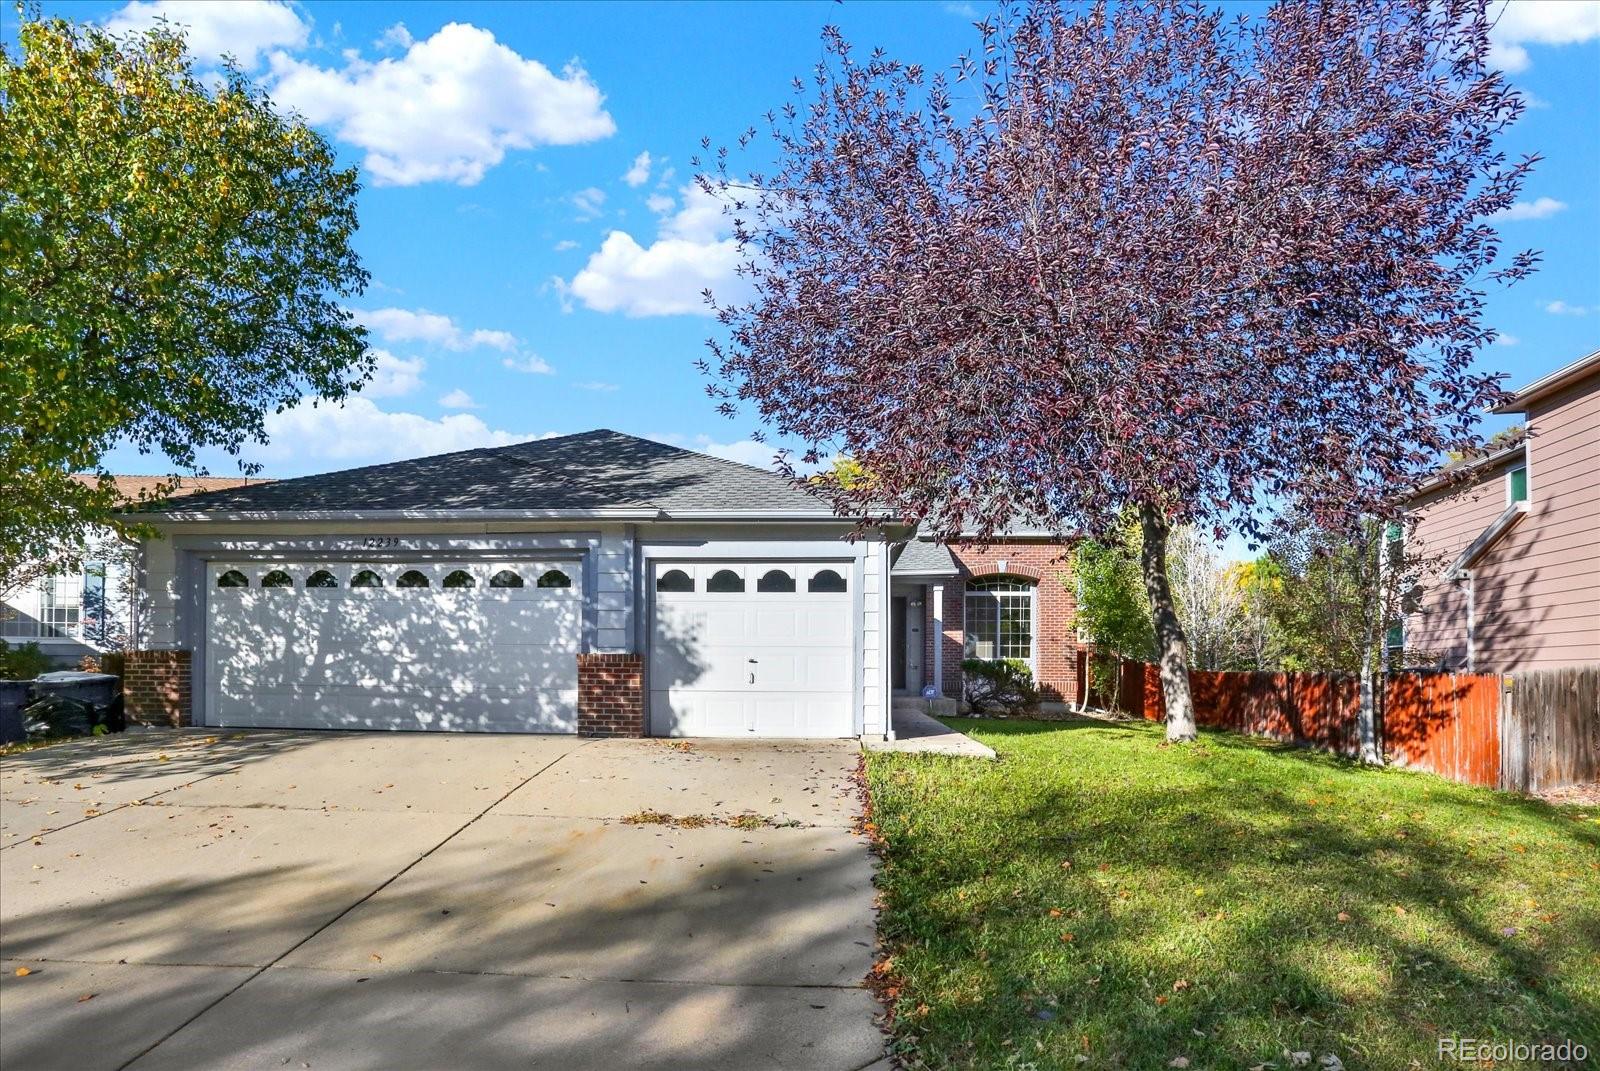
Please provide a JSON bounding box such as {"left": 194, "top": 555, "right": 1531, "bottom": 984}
{"left": 867, "top": 709, "right": 996, "bottom": 759}
{"left": 1, "top": 731, "right": 885, "bottom": 1070}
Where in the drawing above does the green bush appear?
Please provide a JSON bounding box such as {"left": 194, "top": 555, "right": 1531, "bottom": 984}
{"left": 961, "top": 657, "right": 1038, "bottom": 713}
{"left": 0, "top": 639, "right": 53, "bottom": 680}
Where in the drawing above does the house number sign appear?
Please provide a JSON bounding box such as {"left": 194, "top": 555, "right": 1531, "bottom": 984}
{"left": 360, "top": 537, "right": 404, "bottom": 549}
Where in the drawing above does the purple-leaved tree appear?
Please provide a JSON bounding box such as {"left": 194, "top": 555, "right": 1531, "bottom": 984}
{"left": 701, "top": 0, "right": 1535, "bottom": 741}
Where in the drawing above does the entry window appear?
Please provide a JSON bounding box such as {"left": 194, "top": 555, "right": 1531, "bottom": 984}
{"left": 707, "top": 569, "right": 745, "bottom": 593}
{"left": 965, "top": 577, "right": 1033, "bottom": 662}
{"left": 656, "top": 568, "right": 693, "bottom": 592}
{"left": 217, "top": 570, "right": 249, "bottom": 588}
{"left": 443, "top": 569, "right": 476, "bottom": 589}
{"left": 41, "top": 574, "right": 82, "bottom": 636}
{"left": 536, "top": 569, "right": 572, "bottom": 589}
{"left": 261, "top": 570, "right": 293, "bottom": 588}
{"left": 808, "top": 568, "right": 847, "bottom": 593}
{"left": 397, "top": 570, "right": 430, "bottom": 588}
{"left": 757, "top": 569, "right": 796, "bottom": 592}
{"left": 490, "top": 569, "right": 524, "bottom": 588}
{"left": 306, "top": 570, "right": 339, "bottom": 589}
{"left": 351, "top": 569, "right": 384, "bottom": 588}
{"left": 1508, "top": 465, "right": 1528, "bottom": 504}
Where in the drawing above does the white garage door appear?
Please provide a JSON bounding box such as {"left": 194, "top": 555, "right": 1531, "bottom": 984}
{"left": 649, "top": 561, "right": 855, "bottom": 738}
{"left": 205, "top": 560, "right": 581, "bottom": 732}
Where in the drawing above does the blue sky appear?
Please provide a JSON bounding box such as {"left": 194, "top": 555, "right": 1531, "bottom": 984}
{"left": 26, "top": 0, "right": 1600, "bottom": 477}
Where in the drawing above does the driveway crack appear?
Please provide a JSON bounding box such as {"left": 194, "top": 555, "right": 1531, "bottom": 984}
{"left": 114, "top": 740, "right": 596, "bottom": 1071}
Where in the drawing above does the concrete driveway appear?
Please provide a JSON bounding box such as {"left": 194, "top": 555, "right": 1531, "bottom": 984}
{"left": 0, "top": 731, "right": 885, "bottom": 1070}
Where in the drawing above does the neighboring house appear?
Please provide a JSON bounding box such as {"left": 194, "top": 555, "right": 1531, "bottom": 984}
{"left": 120, "top": 430, "right": 1082, "bottom": 738}
{"left": 1399, "top": 349, "right": 1600, "bottom": 672}
{"left": 1, "top": 476, "right": 261, "bottom": 666}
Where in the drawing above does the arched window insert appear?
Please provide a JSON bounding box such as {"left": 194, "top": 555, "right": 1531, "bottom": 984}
{"left": 305, "top": 570, "right": 339, "bottom": 589}
{"left": 536, "top": 569, "right": 572, "bottom": 589}
{"left": 656, "top": 569, "right": 693, "bottom": 593}
{"left": 489, "top": 570, "right": 524, "bottom": 589}
{"left": 260, "top": 570, "right": 293, "bottom": 589}
{"left": 443, "top": 569, "right": 476, "bottom": 589}
{"left": 350, "top": 569, "right": 384, "bottom": 588}
{"left": 216, "top": 570, "right": 249, "bottom": 588}
{"left": 707, "top": 569, "right": 745, "bottom": 593}
{"left": 757, "top": 569, "right": 795, "bottom": 593}
{"left": 807, "top": 568, "right": 847, "bottom": 593}
{"left": 964, "top": 576, "right": 1033, "bottom": 663}
{"left": 397, "top": 570, "right": 430, "bottom": 588}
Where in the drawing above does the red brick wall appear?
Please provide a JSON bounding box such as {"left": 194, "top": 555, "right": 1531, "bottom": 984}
{"left": 577, "top": 653, "right": 645, "bottom": 737}
{"left": 922, "top": 541, "right": 1081, "bottom": 704}
{"left": 123, "top": 649, "right": 192, "bottom": 727}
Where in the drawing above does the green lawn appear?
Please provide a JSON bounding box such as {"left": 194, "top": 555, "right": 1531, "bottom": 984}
{"left": 865, "top": 717, "right": 1599, "bottom": 1070}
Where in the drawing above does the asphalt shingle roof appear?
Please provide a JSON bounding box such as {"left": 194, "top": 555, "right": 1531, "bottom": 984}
{"left": 891, "top": 539, "right": 959, "bottom": 576}
{"left": 137, "top": 430, "right": 836, "bottom": 516}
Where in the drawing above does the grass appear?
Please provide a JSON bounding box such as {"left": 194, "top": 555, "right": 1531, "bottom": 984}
{"left": 864, "top": 717, "right": 1600, "bottom": 1070}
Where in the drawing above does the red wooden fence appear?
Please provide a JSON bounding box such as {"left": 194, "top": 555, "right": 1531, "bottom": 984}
{"left": 1113, "top": 660, "right": 1504, "bottom": 787}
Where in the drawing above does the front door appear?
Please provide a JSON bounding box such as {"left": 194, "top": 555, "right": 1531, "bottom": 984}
{"left": 891, "top": 596, "right": 907, "bottom": 692}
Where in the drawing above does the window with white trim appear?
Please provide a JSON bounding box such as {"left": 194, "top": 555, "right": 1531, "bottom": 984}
{"left": 964, "top": 577, "right": 1033, "bottom": 663}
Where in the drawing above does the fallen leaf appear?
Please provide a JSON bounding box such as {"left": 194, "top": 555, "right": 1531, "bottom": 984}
{"left": 1170, "top": 1058, "right": 1190, "bottom": 1068}
{"left": 1049, "top": 908, "right": 1064, "bottom": 918}
{"left": 369, "top": 953, "right": 382, "bottom": 962}
{"left": 77, "top": 993, "right": 96, "bottom": 1003}
{"left": 1059, "top": 932, "right": 1075, "bottom": 942}
{"left": 1172, "top": 978, "right": 1190, "bottom": 992}
{"left": 1336, "top": 911, "right": 1351, "bottom": 923}
{"left": 1154, "top": 995, "right": 1169, "bottom": 1006}
{"left": 14, "top": 967, "right": 33, "bottom": 976}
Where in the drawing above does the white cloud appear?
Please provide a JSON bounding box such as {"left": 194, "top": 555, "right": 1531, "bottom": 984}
{"left": 573, "top": 381, "right": 618, "bottom": 392}
{"left": 570, "top": 186, "right": 607, "bottom": 220}
{"left": 1493, "top": 333, "right": 1521, "bottom": 347}
{"left": 266, "top": 23, "right": 615, "bottom": 186}
{"left": 105, "top": 0, "right": 308, "bottom": 68}
{"left": 358, "top": 307, "right": 517, "bottom": 351}
{"left": 258, "top": 396, "right": 536, "bottom": 463}
{"left": 683, "top": 435, "right": 780, "bottom": 470}
{"left": 943, "top": 2, "right": 982, "bottom": 19}
{"left": 1494, "top": 196, "right": 1568, "bottom": 221}
{"left": 502, "top": 354, "right": 555, "bottom": 374}
{"left": 554, "top": 239, "right": 579, "bottom": 252}
{"left": 374, "top": 22, "right": 412, "bottom": 50}
{"left": 1546, "top": 300, "right": 1589, "bottom": 316}
{"left": 623, "top": 151, "right": 653, "bottom": 187}
{"left": 363, "top": 349, "right": 425, "bottom": 397}
{"left": 562, "top": 182, "right": 746, "bottom": 317}
{"left": 438, "top": 388, "right": 481, "bottom": 409}
{"left": 1489, "top": 0, "right": 1600, "bottom": 72}
{"left": 646, "top": 193, "right": 675, "bottom": 215}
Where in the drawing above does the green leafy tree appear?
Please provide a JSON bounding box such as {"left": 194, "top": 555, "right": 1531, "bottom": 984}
{"left": 0, "top": 9, "right": 369, "bottom": 590}
{"left": 1071, "top": 517, "right": 1154, "bottom": 702}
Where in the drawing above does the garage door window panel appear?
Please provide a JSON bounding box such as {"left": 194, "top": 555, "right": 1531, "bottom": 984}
{"left": 656, "top": 568, "right": 693, "bottom": 593}
{"left": 217, "top": 570, "right": 249, "bottom": 588}
{"left": 397, "top": 569, "right": 430, "bottom": 588}
{"left": 261, "top": 569, "right": 294, "bottom": 589}
{"left": 443, "top": 569, "right": 476, "bottom": 589}
{"left": 489, "top": 569, "right": 524, "bottom": 589}
{"left": 808, "top": 568, "right": 847, "bottom": 593}
{"left": 306, "top": 570, "right": 339, "bottom": 589}
{"left": 536, "top": 569, "right": 572, "bottom": 589}
{"left": 707, "top": 568, "right": 745, "bottom": 593}
{"left": 757, "top": 569, "right": 796, "bottom": 593}
{"left": 351, "top": 569, "right": 383, "bottom": 588}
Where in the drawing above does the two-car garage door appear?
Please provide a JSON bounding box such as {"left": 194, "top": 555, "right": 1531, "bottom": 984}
{"left": 649, "top": 561, "right": 856, "bottom": 738}
{"left": 206, "top": 560, "right": 581, "bottom": 732}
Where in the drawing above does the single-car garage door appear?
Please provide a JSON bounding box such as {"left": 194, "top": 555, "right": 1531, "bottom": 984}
{"left": 205, "top": 560, "right": 581, "bottom": 732}
{"left": 649, "top": 561, "right": 855, "bottom": 738}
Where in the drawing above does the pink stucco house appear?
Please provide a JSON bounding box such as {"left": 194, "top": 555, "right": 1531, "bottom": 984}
{"left": 1398, "top": 349, "right": 1600, "bottom": 672}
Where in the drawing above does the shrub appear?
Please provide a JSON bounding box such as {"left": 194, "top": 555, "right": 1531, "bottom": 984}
{"left": 0, "top": 639, "right": 52, "bottom": 680}
{"left": 962, "top": 658, "right": 1038, "bottom": 714}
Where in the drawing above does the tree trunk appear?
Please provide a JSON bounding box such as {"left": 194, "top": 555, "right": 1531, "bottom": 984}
{"left": 1357, "top": 628, "right": 1382, "bottom": 765}
{"left": 1138, "top": 503, "right": 1197, "bottom": 742}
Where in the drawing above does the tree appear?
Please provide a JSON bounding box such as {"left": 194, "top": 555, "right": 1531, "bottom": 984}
{"left": 1070, "top": 517, "right": 1153, "bottom": 702}
{"left": 0, "top": 11, "right": 369, "bottom": 590}
{"left": 700, "top": 0, "right": 1534, "bottom": 743}
{"left": 1166, "top": 528, "right": 1249, "bottom": 671}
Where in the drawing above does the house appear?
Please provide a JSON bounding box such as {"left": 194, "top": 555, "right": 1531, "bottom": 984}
{"left": 1398, "top": 349, "right": 1600, "bottom": 672}
{"left": 2, "top": 476, "right": 262, "bottom": 667}
{"left": 118, "top": 430, "right": 1083, "bottom": 737}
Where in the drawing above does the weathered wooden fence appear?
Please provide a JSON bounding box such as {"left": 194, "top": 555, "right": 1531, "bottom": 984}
{"left": 1499, "top": 667, "right": 1600, "bottom": 793}
{"left": 1109, "top": 659, "right": 1598, "bottom": 792}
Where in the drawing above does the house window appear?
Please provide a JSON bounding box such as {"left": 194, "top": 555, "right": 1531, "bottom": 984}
{"left": 707, "top": 569, "right": 745, "bottom": 593}
{"left": 656, "top": 568, "right": 693, "bottom": 592}
{"left": 536, "top": 569, "right": 572, "bottom": 589}
{"left": 757, "top": 569, "right": 796, "bottom": 592}
{"left": 81, "top": 562, "right": 108, "bottom": 645}
{"left": 807, "top": 568, "right": 847, "bottom": 593}
{"left": 964, "top": 577, "right": 1033, "bottom": 663}
{"left": 1508, "top": 465, "right": 1528, "bottom": 504}
{"left": 41, "top": 573, "right": 82, "bottom": 638}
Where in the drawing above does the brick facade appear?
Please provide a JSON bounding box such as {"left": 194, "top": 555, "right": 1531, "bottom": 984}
{"left": 921, "top": 541, "right": 1081, "bottom": 705}
{"left": 576, "top": 653, "right": 645, "bottom": 737}
{"left": 123, "top": 649, "right": 192, "bottom": 727}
